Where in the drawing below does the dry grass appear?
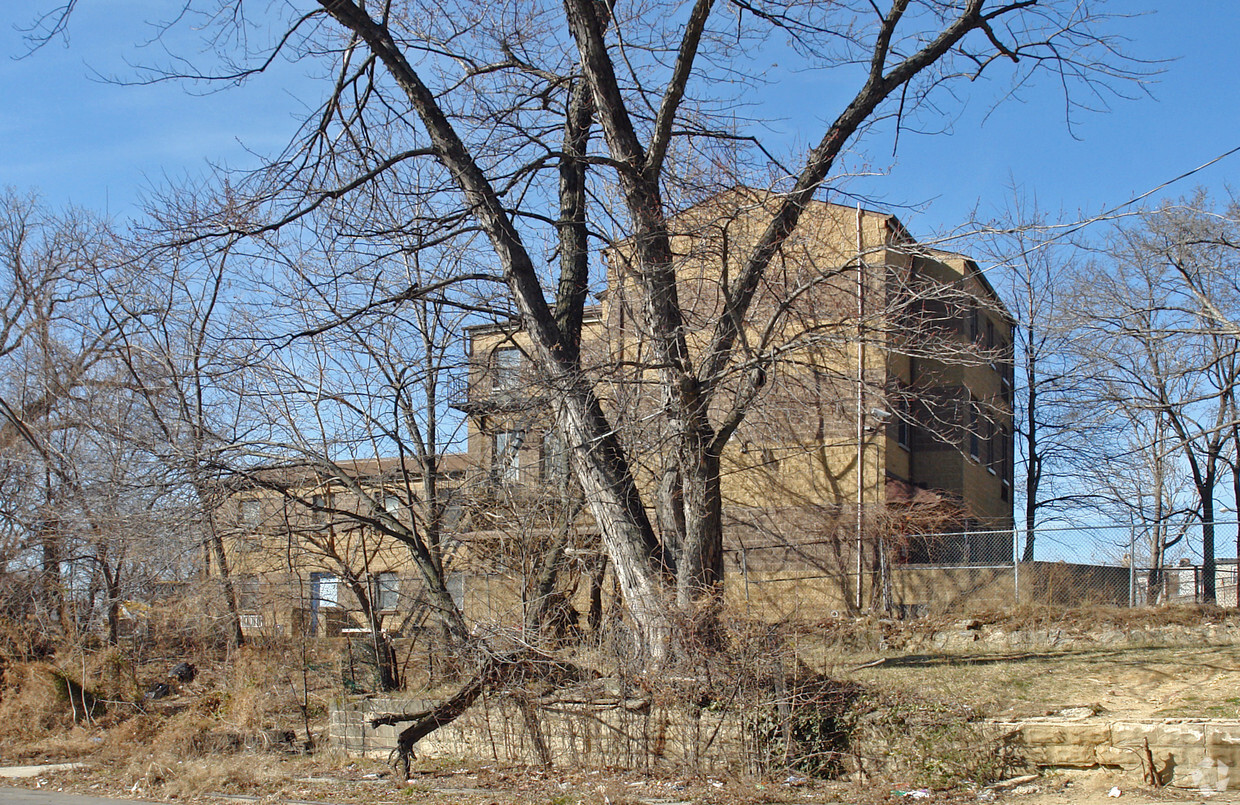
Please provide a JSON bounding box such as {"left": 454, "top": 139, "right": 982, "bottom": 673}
{"left": 0, "top": 663, "right": 75, "bottom": 750}
{"left": 0, "top": 614, "right": 340, "bottom": 799}
{"left": 120, "top": 753, "right": 294, "bottom": 799}
{"left": 831, "top": 621, "right": 1240, "bottom": 722}
{"left": 1, "top": 603, "right": 1237, "bottom": 802}
{"left": 964, "top": 601, "right": 1236, "bottom": 631}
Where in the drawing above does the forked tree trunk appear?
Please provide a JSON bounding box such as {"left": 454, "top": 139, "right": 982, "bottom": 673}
{"left": 555, "top": 400, "right": 674, "bottom": 661}
{"left": 677, "top": 448, "right": 724, "bottom": 609}
{"left": 318, "top": 0, "right": 1030, "bottom": 668}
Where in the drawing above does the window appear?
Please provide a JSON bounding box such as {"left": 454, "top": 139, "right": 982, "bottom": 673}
{"left": 441, "top": 495, "right": 463, "bottom": 529}
{"left": 983, "top": 418, "right": 997, "bottom": 474}
{"left": 891, "top": 395, "right": 912, "bottom": 450}
{"left": 997, "top": 425, "right": 1013, "bottom": 500}
{"left": 310, "top": 493, "right": 326, "bottom": 522}
{"left": 311, "top": 572, "right": 338, "bottom": 608}
{"left": 494, "top": 347, "right": 521, "bottom": 389}
{"left": 446, "top": 574, "right": 466, "bottom": 610}
{"left": 239, "top": 499, "right": 260, "bottom": 527}
{"left": 236, "top": 575, "right": 262, "bottom": 610}
{"left": 494, "top": 429, "right": 525, "bottom": 483}
{"left": 541, "top": 429, "right": 568, "bottom": 482}
{"left": 383, "top": 495, "right": 402, "bottom": 515}
{"left": 373, "top": 572, "right": 400, "bottom": 610}
{"left": 967, "top": 399, "right": 980, "bottom": 460}
{"left": 896, "top": 413, "right": 912, "bottom": 450}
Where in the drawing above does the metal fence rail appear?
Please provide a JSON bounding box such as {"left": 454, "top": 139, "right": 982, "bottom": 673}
{"left": 200, "top": 520, "right": 1240, "bottom": 657}
{"left": 724, "top": 520, "right": 1240, "bottom": 616}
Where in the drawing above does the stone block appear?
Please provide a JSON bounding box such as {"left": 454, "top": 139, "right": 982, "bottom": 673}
{"left": 1111, "top": 721, "right": 1206, "bottom": 748}
{"left": 1094, "top": 745, "right": 1144, "bottom": 771}
{"left": 1204, "top": 722, "right": 1240, "bottom": 750}
{"left": 1003, "top": 722, "right": 1110, "bottom": 767}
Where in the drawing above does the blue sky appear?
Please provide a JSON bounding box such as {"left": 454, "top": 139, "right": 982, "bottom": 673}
{"left": 1, "top": 2, "right": 1237, "bottom": 237}
{"left": 3, "top": 3, "right": 1237, "bottom": 562}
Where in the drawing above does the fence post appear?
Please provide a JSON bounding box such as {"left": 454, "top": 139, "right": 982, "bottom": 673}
{"left": 1013, "top": 526, "right": 1020, "bottom": 606}
{"left": 741, "top": 546, "right": 751, "bottom": 616}
{"left": 1128, "top": 526, "right": 1136, "bottom": 608}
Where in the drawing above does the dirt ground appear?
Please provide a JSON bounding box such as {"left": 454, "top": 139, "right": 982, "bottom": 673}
{"left": 845, "top": 643, "right": 1240, "bottom": 721}
{"left": 5, "top": 757, "right": 1240, "bottom": 805}
{"left": 5, "top": 610, "right": 1240, "bottom": 804}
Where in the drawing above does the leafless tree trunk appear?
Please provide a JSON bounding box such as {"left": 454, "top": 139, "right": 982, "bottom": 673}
{"left": 980, "top": 195, "right": 1106, "bottom": 560}
{"left": 107, "top": 242, "right": 251, "bottom": 647}
{"left": 27, "top": 0, "right": 1144, "bottom": 661}
{"left": 1073, "top": 196, "right": 1240, "bottom": 604}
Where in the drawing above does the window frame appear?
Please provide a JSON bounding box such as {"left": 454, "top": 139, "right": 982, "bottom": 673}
{"left": 493, "top": 346, "right": 522, "bottom": 389}
{"left": 541, "top": 428, "right": 568, "bottom": 482}
{"left": 311, "top": 572, "right": 339, "bottom": 608}
{"left": 494, "top": 429, "right": 526, "bottom": 483}
{"left": 310, "top": 493, "right": 328, "bottom": 522}
{"left": 239, "top": 498, "right": 261, "bottom": 527}
{"left": 891, "top": 393, "right": 912, "bottom": 450}
{"left": 374, "top": 572, "right": 400, "bottom": 611}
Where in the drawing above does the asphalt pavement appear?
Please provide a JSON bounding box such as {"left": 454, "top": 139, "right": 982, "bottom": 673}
{"left": 0, "top": 791, "right": 157, "bottom": 805}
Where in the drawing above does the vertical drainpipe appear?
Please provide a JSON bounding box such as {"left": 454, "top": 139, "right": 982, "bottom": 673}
{"left": 855, "top": 204, "right": 866, "bottom": 612}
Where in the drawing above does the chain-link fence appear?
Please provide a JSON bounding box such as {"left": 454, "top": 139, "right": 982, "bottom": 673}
{"left": 724, "top": 520, "right": 1240, "bottom": 617}
{"left": 194, "top": 519, "right": 1240, "bottom": 679}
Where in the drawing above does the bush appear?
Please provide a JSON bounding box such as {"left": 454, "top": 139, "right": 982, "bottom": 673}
{"left": 849, "top": 688, "right": 1018, "bottom": 789}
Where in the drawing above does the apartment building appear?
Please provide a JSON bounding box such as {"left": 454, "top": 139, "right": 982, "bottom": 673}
{"left": 218, "top": 189, "right": 1015, "bottom": 631}
{"left": 220, "top": 455, "right": 472, "bottom": 638}
{"left": 458, "top": 189, "right": 1014, "bottom": 608}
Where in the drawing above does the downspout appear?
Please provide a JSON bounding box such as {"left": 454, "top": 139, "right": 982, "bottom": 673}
{"left": 855, "top": 204, "right": 866, "bottom": 611}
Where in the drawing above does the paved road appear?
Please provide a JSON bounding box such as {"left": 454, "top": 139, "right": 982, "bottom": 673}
{"left": 0, "top": 791, "right": 157, "bottom": 805}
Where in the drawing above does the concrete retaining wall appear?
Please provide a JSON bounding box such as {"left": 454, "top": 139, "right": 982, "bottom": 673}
{"left": 332, "top": 698, "right": 1240, "bottom": 789}
{"left": 993, "top": 718, "right": 1240, "bottom": 789}
{"left": 330, "top": 694, "right": 748, "bottom": 773}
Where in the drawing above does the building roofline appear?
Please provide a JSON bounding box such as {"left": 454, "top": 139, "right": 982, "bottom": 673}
{"left": 915, "top": 246, "right": 1011, "bottom": 320}
{"left": 464, "top": 305, "right": 603, "bottom": 337}
{"left": 662, "top": 185, "right": 899, "bottom": 226}
{"left": 230, "top": 452, "right": 475, "bottom": 491}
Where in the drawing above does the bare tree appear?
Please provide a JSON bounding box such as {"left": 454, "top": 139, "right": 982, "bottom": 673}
{"left": 209, "top": 232, "right": 487, "bottom": 687}
{"left": 105, "top": 238, "right": 257, "bottom": 647}
{"left": 0, "top": 190, "right": 163, "bottom": 640}
{"left": 1074, "top": 198, "right": 1240, "bottom": 604}
{"left": 27, "top": 0, "right": 1142, "bottom": 659}
{"left": 979, "top": 195, "right": 1104, "bottom": 560}
{"left": 1132, "top": 195, "right": 1240, "bottom": 573}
